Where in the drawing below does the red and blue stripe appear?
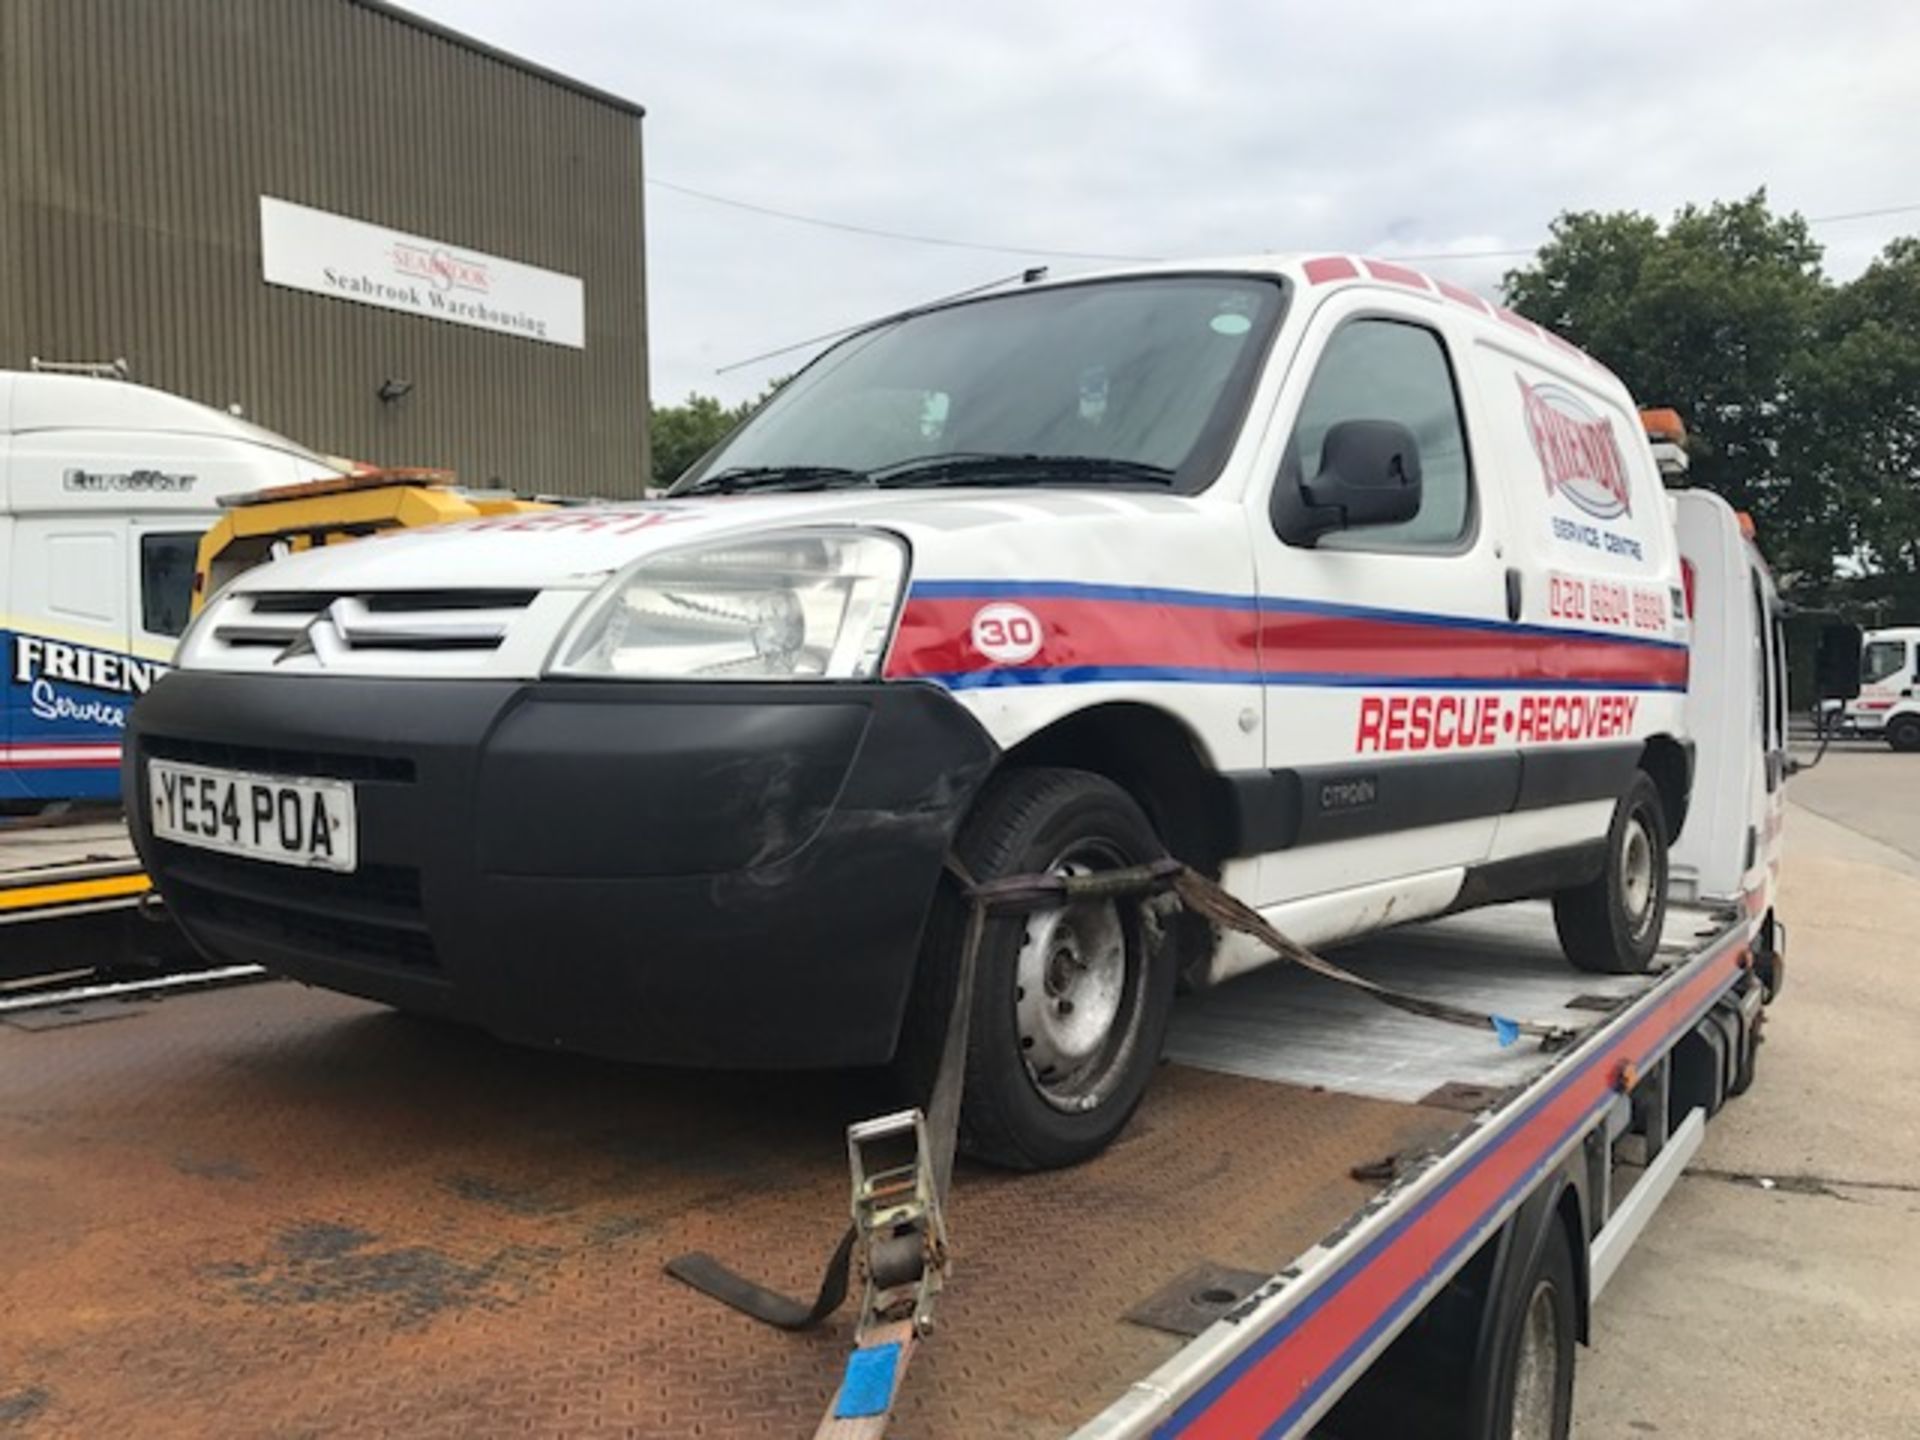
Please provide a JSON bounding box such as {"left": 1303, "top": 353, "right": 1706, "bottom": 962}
{"left": 886, "top": 581, "right": 1688, "bottom": 693}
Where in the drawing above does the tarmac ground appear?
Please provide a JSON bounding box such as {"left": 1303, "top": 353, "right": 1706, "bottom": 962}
{"left": 1574, "top": 746, "right": 1920, "bottom": 1439}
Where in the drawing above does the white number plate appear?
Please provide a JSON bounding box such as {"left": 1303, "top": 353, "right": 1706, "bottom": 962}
{"left": 148, "top": 759, "right": 357, "bottom": 872}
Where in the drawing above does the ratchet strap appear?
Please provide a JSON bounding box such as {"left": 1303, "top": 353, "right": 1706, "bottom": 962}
{"left": 975, "top": 859, "right": 1573, "bottom": 1043}
{"left": 1164, "top": 865, "right": 1576, "bottom": 1044}
{"left": 666, "top": 864, "right": 988, "bottom": 1435}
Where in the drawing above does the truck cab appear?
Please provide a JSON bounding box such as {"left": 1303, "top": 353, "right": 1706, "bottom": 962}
{"left": 1848, "top": 626, "right": 1920, "bottom": 750}
{"left": 127, "top": 257, "right": 1695, "bottom": 1169}
{"left": 0, "top": 371, "right": 344, "bottom": 806}
{"left": 1669, "top": 489, "right": 1789, "bottom": 984}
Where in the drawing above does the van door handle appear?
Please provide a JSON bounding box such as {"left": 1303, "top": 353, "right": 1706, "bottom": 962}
{"left": 1505, "top": 568, "right": 1524, "bottom": 623}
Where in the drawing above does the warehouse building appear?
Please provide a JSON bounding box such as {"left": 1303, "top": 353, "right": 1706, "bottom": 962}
{"left": 0, "top": 0, "right": 648, "bottom": 494}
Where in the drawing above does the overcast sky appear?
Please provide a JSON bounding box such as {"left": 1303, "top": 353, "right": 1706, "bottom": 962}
{"left": 415, "top": 0, "right": 1920, "bottom": 407}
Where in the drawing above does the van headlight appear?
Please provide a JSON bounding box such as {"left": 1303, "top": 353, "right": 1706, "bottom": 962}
{"left": 547, "top": 529, "right": 908, "bottom": 681}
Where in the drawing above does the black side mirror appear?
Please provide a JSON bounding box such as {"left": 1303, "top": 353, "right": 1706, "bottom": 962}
{"left": 1279, "top": 419, "right": 1424, "bottom": 546}
{"left": 1816, "top": 622, "right": 1864, "bottom": 701}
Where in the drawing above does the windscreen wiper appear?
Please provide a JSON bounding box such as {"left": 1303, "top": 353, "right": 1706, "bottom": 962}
{"left": 677, "top": 465, "right": 872, "bottom": 496}
{"left": 870, "top": 453, "right": 1178, "bottom": 489}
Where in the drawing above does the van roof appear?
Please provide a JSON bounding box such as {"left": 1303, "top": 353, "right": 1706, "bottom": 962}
{"left": 1029, "top": 254, "right": 1633, "bottom": 404}
{"left": 1, "top": 372, "right": 330, "bottom": 464}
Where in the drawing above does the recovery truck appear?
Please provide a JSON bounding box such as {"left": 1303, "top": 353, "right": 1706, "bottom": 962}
{"left": 0, "top": 271, "right": 1865, "bottom": 1439}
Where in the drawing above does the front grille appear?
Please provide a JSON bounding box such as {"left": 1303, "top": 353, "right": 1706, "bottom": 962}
{"left": 160, "top": 846, "right": 439, "bottom": 974}
{"left": 141, "top": 733, "right": 415, "bottom": 784}
{"left": 211, "top": 589, "right": 538, "bottom": 656}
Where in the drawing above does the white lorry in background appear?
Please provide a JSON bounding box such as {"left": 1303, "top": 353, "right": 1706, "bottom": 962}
{"left": 0, "top": 371, "right": 347, "bottom": 807}
{"left": 1844, "top": 626, "right": 1920, "bottom": 751}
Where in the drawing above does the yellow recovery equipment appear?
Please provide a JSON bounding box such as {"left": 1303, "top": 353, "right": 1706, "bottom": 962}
{"left": 192, "top": 467, "right": 553, "bottom": 613}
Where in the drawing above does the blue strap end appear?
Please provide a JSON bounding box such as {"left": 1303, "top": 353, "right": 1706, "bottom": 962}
{"left": 833, "top": 1341, "right": 903, "bottom": 1419}
{"left": 1491, "top": 1015, "right": 1520, "bottom": 1048}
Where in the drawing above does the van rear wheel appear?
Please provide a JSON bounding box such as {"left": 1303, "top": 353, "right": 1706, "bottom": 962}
{"left": 1553, "top": 770, "right": 1669, "bottom": 975}
{"left": 896, "top": 767, "right": 1176, "bottom": 1171}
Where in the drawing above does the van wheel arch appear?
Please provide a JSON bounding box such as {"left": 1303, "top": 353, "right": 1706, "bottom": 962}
{"left": 994, "top": 703, "right": 1236, "bottom": 984}
{"left": 996, "top": 703, "right": 1236, "bottom": 877}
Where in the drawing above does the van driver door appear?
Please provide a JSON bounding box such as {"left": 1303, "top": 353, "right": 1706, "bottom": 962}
{"left": 1242, "top": 294, "right": 1513, "bottom": 936}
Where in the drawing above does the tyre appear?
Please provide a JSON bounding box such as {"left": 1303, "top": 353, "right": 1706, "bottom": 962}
{"left": 1553, "top": 770, "right": 1669, "bottom": 975}
{"left": 896, "top": 767, "right": 1177, "bottom": 1171}
{"left": 1889, "top": 715, "right": 1920, "bottom": 753}
{"left": 1480, "top": 1221, "right": 1577, "bottom": 1440}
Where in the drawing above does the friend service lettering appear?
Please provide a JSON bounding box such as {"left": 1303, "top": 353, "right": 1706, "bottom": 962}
{"left": 1355, "top": 692, "right": 1640, "bottom": 753}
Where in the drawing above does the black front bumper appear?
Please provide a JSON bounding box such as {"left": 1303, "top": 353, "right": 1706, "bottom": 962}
{"left": 126, "top": 674, "right": 998, "bottom": 1067}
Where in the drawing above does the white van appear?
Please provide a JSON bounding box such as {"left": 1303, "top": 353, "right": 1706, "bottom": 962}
{"left": 127, "top": 257, "right": 1695, "bottom": 1167}
{"left": 1847, "top": 626, "right": 1920, "bottom": 750}
{"left": 0, "top": 372, "right": 342, "bottom": 805}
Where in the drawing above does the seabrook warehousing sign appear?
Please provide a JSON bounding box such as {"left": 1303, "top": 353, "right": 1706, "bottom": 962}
{"left": 259, "top": 196, "right": 585, "bottom": 349}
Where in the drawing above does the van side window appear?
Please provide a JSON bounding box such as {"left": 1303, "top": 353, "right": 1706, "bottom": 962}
{"left": 1281, "top": 319, "right": 1473, "bottom": 549}
{"left": 141, "top": 533, "right": 201, "bottom": 638}
{"left": 1862, "top": 640, "right": 1907, "bottom": 685}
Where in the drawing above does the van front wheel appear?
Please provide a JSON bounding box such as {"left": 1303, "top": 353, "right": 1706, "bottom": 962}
{"left": 1553, "top": 771, "right": 1669, "bottom": 975}
{"left": 1888, "top": 715, "right": 1920, "bottom": 753}
{"left": 896, "top": 767, "right": 1177, "bottom": 1171}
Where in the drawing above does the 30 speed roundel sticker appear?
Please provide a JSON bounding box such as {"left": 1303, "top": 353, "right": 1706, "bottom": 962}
{"left": 970, "top": 602, "right": 1044, "bottom": 664}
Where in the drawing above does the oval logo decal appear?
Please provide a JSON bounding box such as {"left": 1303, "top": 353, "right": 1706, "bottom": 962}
{"left": 970, "top": 602, "right": 1044, "bottom": 665}
{"left": 1519, "top": 377, "right": 1632, "bottom": 520}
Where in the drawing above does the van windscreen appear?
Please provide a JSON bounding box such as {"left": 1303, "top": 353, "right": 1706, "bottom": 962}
{"left": 675, "top": 276, "right": 1285, "bottom": 495}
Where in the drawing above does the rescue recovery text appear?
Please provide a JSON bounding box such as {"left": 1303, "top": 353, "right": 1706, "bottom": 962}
{"left": 1355, "top": 692, "right": 1641, "bottom": 753}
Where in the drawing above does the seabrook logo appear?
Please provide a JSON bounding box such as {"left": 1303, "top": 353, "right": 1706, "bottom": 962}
{"left": 1519, "top": 378, "right": 1632, "bottom": 520}
{"left": 390, "top": 242, "right": 490, "bottom": 295}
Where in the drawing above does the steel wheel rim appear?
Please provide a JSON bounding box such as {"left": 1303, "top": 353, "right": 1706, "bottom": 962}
{"left": 1510, "top": 1279, "right": 1562, "bottom": 1440}
{"left": 1622, "top": 814, "right": 1656, "bottom": 937}
{"left": 1013, "top": 840, "right": 1146, "bottom": 1114}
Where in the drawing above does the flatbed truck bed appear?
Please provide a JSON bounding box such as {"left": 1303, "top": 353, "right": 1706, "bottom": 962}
{"left": 0, "top": 897, "right": 1760, "bottom": 1438}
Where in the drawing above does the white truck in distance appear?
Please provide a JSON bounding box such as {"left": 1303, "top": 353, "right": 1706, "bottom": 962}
{"left": 1845, "top": 626, "right": 1920, "bottom": 750}
{"left": 131, "top": 257, "right": 1698, "bottom": 1170}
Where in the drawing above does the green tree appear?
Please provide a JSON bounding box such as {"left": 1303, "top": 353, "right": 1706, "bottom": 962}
{"left": 1799, "top": 237, "right": 1920, "bottom": 595}
{"left": 647, "top": 379, "right": 788, "bottom": 489}
{"left": 648, "top": 392, "right": 751, "bottom": 489}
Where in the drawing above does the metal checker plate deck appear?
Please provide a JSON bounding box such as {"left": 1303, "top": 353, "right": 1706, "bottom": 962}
{"left": 0, "top": 983, "right": 1455, "bottom": 1438}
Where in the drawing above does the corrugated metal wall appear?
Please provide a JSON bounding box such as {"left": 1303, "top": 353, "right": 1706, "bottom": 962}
{"left": 0, "top": 0, "right": 648, "bottom": 495}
